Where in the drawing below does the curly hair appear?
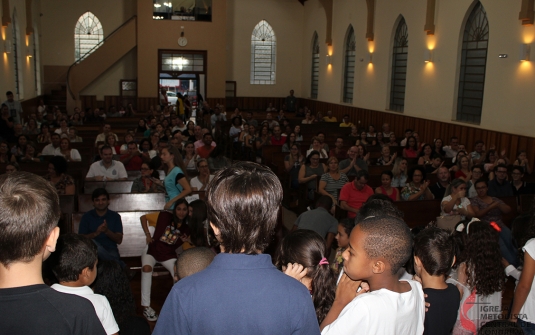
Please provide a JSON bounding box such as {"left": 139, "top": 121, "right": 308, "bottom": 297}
{"left": 464, "top": 220, "right": 505, "bottom": 296}
{"left": 275, "top": 230, "right": 336, "bottom": 324}
{"left": 92, "top": 260, "right": 136, "bottom": 325}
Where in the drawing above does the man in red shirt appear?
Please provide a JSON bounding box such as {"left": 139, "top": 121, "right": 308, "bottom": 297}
{"left": 196, "top": 133, "right": 215, "bottom": 158}
{"left": 120, "top": 141, "right": 147, "bottom": 171}
{"left": 339, "top": 170, "right": 374, "bottom": 219}
{"left": 270, "top": 126, "right": 286, "bottom": 146}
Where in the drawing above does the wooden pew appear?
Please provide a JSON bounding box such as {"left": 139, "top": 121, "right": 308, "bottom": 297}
{"left": 59, "top": 195, "right": 76, "bottom": 234}
{"left": 84, "top": 180, "right": 134, "bottom": 194}
{"left": 520, "top": 194, "right": 534, "bottom": 212}
{"left": 77, "top": 193, "right": 166, "bottom": 212}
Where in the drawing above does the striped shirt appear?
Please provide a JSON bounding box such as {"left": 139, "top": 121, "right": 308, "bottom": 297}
{"left": 320, "top": 173, "right": 349, "bottom": 201}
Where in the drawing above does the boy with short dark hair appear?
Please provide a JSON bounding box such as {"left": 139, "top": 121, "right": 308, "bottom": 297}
{"left": 176, "top": 247, "right": 215, "bottom": 279}
{"left": 321, "top": 215, "right": 425, "bottom": 335}
{"left": 49, "top": 233, "right": 119, "bottom": 335}
{"left": 0, "top": 172, "right": 106, "bottom": 335}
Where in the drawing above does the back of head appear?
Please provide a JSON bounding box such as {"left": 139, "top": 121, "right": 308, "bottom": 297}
{"left": 93, "top": 260, "right": 135, "bottom": 325}
{"left": 356, "top": 195, "right": 404, "bottom": 223}
{"left": 206, "top": 162, "right": 282, "bottom": 254}
{"left": 176, "top": 247, "right": 215, "bottom": 279}
{"left": 315, "top": 195, "right": 333, "bottom": 210}
{"left": 414, "top": 227, "right": 455, "bottom": 276}
{"left": 359, "top": 215, "right": 412, "bottom": 274}
{"left": 49, "top": 233, "right": 97, "bottom": 283}
{"left": 0, "top": 172, "right": 60, "bottom": 267}
{"left": 275, "top": 230, "right": 335, "bottom": 323}
{"left": 479, "top": 320, "right": 524, "bottom": 335}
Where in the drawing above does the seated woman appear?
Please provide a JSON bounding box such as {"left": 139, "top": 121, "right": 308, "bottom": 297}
{"left": 375, "top": 170, "right": 400, "bottom": 201}
{"left": 54, "top": 138, "right": 81, "bottom": 162}
{"left": 355, "top": 130, "right": 375, "bottom": 147}
{"left": 137, "top": 119, "right": 148, "bottom": 134}
{"left": 298, "top": 150, "right": 327, "bottom": 200}
{"left": 513, "top": 150, "right": 532, "bottom": 175}
{"left": 102, "top": 133, "right": 121, "bottom": 154}
{"left": 190, "top": 159, "right": 214, "bottom": 191}
{"left": 243, "top": 124, "right": 257, "bottom": 161}
{"left": 376, "top": 146, "right": 396, "bottom": 165}
{"left": 187, "top": 199, "right": 211, "bottom": 248}
{"left": 11, "top": 134, "right": 28, "bottom": 158}
{"left": 255, "top": 125, "right": 271, "bottom": 162}
{"left": 401, "top": 166, "right": 434, "bottom": 201}
{"left": 454, "top": 155, "right": 472, "bottom": 181}
{"left": 0, "top": 141, "right": 16, "bottom": 163}
{"left": 440, "top": 178, "right": 475, "bottom": 221}
{"left": 306, "top": 136, "right": 328, "bottom": 159}
{"left": 386, "top": 133, "right": 398, "bottom": 147}
{"left": 294, "top": 125, "right": 303, "bottom": 142}
{"left": 182, "top": 141, "right": 197, "bottom": 171}
{"left": 282, "top": 132, "right": 298, "bottom": 153}
{"left": 318, "top": 157, "right": 349, "bottom": 208}
{"left": 402, "top": 136, "right": 419, "bottom": 158}
{"left": 44, "top": 156, "right": 75, "bottom": 195}
{"left": 37, "top": 124, "right": 51, "bottom": 144}
{"left": 119, "top": 134, "right": 135, "bottom": 154}
{"left": 470, "top": 179, "right": 518, "bottom": 267}
{"left": 18, "top": 142, "right": 41, "bottom": 163}
{"left": 392, "top": 157, "right": 408, "bottom": 187}
{"left": 417, "top": 144, "right": 436, "bottom": 166}
{"left": 131, "top": 162, "right": 165, "bottom": 193}
{"left": 139, "top": 199, "right": 190, "bottom": 322}
{"left": 139, "top": 138, "right": 158, "bottom": 160}
{"left": 23, "top": 118, "right": 40, "bottom": 136}
{"left": 433, "top": 138, "right": 446, "bottom": 157}
{"left": 285, "top": 143, "right": 305, "bottom": 189}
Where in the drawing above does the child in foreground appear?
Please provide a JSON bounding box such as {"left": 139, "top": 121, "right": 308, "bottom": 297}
{"left": 320, "top": 215, "right": 425, "bottom": 335}
{"left": 49, "top": 233, "right": 119, "bottom": 335}
{"left": 414, "top": 227, "right": 460, "bottom": 335}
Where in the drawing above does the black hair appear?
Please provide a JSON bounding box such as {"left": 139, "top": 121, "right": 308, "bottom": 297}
{"left": 355, "top": 169, "right": 369, "bottom": 181}
{"left": 355, "top": 195, "right": 403, "bottom": 223}
{"left": 358, "top": 215, "right": 412, "bottom": 274}
{"left": 139, "top": 138, "right": 153, "bottom": 150}
{"left": 172, "top": 198, "right": 189, "bottom": 227}
{"left": 478, "top": 320, "right": 524, "bottom": 335}
{"left": 176, "top": 247, "right": 215, "bottom": 279}
{"left": 381, "top": 170, "right": 394, "bottom": 179}
{"left": 203, "top": 132, "right": 213, "bottom": 139}
{"left": 49, "top": 233, "right": 98, "bottom": 282}
{"left": 92, "top": 260, "right": 138, "bottom": 326}
{"left": 407, "top": 166, "right": 427, "bottom": 183}
{"left": 405, "top": 136, "right": 418, "bottom": 150}
{"left": 188, "top": 199, "right": 208, "bottom": 247}
{"left": 339, "top": 218, "right": 356, "bottom": 237}
{"left": 471, "top": 164, "right": 484, "bottom": 172}
{"left": 275, "top": 230, "right": 336, "bottom": 324}
{"left": 91, "top": 187, "right": 109, "bottom": 201}
{"left": 494, "top": 163, "right": 508, "bottom": 173}
{"left": 413, "top": 227, "right": 455, "bottom": 276}
{"left": 49, "top": 155, "right": 68, "bottom": 175}
{"left": 305, "top": 150, "right": 320, "bottom": 165}
{"left": 99, "top": 145, "right": 112, "bottom": 154}
{"left": 315, "top": 195, "right": 333, "bottom": 210}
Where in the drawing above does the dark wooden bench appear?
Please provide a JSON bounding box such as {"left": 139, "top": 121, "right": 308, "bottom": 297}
{"left": 77, "top": 193, "right": 166, "bottom": 212}
{"left": 84, "top": 180, "right": 134, "bottom": 194}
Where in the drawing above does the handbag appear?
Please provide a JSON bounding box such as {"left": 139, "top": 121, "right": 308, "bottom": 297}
{"left": 434, "top": 214, "right": 462, "bottom": 231}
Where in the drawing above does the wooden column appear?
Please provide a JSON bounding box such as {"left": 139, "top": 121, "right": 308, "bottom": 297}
{"left": 366, "top": 0, "right": 375, "bottom": 41}
{"left": 25, "top": 0, "right": 32, "bottom": 35}
{"left": 319, "top": 0, "right": 333, "bottom": 45}
{"left": 424, "top": 0, "right": 436, "bottom": 35}
{"left": 519, "top": 0, "right": 535, "bottom": 25}
{"left": 2, "top": 0, "right": 10, "bottom": 27}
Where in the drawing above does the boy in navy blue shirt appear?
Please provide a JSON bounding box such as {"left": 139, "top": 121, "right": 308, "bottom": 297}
{"left": 154, "top": 162, "right": 320, "bottom": 335}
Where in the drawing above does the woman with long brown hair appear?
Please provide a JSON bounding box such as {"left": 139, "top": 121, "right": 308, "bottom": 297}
{"left": 156, "top": 146, "right": 191, "bottom": 210}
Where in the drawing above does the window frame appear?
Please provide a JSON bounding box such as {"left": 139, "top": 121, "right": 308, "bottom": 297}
{"left": 250, "top": 20, "right": 277, "bottom": 85}
{"left": 342, "top": 26, "right": 356, "bottom": 104}
{"left": 74, "top": 12, "right": 104, "bottom": 62}
{"left": 389, "top": 17, "right": 409, "bottom": 112}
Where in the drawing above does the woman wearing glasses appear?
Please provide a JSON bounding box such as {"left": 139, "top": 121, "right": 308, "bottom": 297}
{"left": 131, "top": 163, "right": 165, "bottom": 193}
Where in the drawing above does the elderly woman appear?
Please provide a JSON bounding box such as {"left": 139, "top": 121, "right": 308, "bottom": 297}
{"left": 470, "top": 179, "right": 518, "bottom": 266}
{"left": 440, "top": 178, "right": 475, "bottom": 220}
{"left": 55, "top": 138, "right": 81, "bottom": 162}
{"left": 190, "top": 158, "right": 214, "bottom": 191}
{"left": 44, "top": 156, "right": 75, "bottom": 195}
{"left": 299, "top": 150, "right": 327, "bottom": 200}
{"left": 401, "top": 166, "right": 434, "bottom": 201}
{"left": 131, "top": 162, "right": 165, "bottom": 193}
{"left": 318, "top": 156, "right": 349, "bottom": 207}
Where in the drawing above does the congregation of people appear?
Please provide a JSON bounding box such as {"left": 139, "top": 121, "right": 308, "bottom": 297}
{"left": 2, "top": 88, "right": 535, "bottom": 335}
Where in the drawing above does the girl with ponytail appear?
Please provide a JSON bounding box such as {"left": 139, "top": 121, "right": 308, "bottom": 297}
{"left": 275, "top": 230, "right": 336, "bottom": 324}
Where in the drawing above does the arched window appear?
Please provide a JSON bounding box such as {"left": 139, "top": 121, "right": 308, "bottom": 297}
{"left": 457, "top": 2, "right": 489, "bottom": 124}
{"left": 74, "top": 12, "right": 103, "bottom": 62}
{"left": 389, "top": 17, "right": 409, "bottom": 112}
{"left": 311, "top": 32, "right": 319, "bottom": 99}
{"left": 250, "top": 20, "right": 276, "bottom": 85}
{"left": 12, "top": 8, "right": 23, "bottom": 99}
{"left": 342, "top": 26, "right": 356, "bottom": 104}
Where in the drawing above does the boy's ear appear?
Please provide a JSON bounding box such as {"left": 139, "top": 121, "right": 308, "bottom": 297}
{"left": 371, "top": 260, "right": 386, "bottom": 274}
{"left": 451, "top": 255, "right": 456, "bottom": 267}
{"left": 414, "top": 256, "right": 423, "bottom": 268}
{"left": 43, "top": 227, "right": 60, "bottom": 259}
{"left": 209, "top": 222, "right": 220, "bottom": 238}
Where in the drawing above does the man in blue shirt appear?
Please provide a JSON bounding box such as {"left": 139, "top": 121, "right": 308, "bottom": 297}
{"left": 154, "top": 162, "right": 320, "bottom": 335}
{"left": 78, "top": 188, "right": 124, "bottom": 268}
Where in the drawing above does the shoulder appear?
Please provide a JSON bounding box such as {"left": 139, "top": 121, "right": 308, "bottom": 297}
{"left": 523, "top": 238, "right": 535, "bottom": 255}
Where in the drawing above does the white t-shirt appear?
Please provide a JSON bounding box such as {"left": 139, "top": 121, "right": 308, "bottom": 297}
{"left": 41, "top": 143, "right": 58, "bottom": 156}
{"left": 520, "top": 238, "right": 535, "bottom": 323}
{"left": 322, "top": 279, "right": 425, "bottom": 335}
{"left": 51, "top": 284, "right": 119, "bottom": 335}
{"left": 86, "top": 160, "right": 128, "bottom": 180}
{"left": 54, "top": 147, "right": 82, "bottom": 161}
{"left": 190, "top": 175, "right": 214, "bottom": 190}
{"left": 440, "top": 195, "right": 471, "bottom": 219}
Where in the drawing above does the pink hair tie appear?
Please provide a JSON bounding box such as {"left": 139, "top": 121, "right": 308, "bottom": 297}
{"left": 319, "top": 257, "right": 329, "bottom": 265}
